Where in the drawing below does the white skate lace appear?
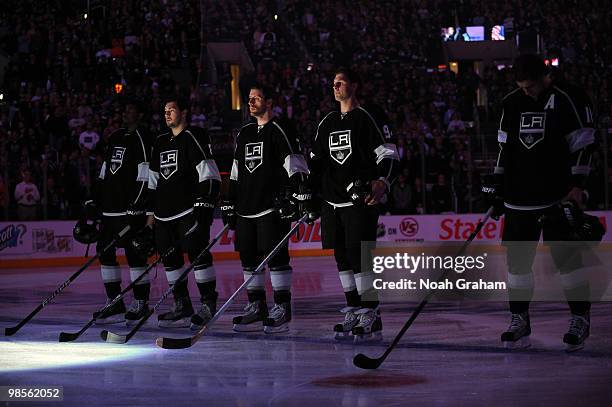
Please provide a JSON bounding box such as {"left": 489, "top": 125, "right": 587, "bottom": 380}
{"left": 128, "top": 300, "right": 146, "bottom": 313}
{"left": 196, "top": 303, "right": 212, "bottom": 318}
{"left": 341, "top": 311, "right": 358, "bottom": 329}
{"left": 508, "top": 314, "right": 525, "bottom": 332}
{"left": 567, "top": 315, "right": 588, "bottom": 337}
{"left": 243, "top": 301, "right": 258, "bottom": 315}
{"left": 356, "top": 310, "right": 375, "bottom": 328}
{"left": 170, "top": 298, "right": 184, "bottom": 313}
{"left": 268, "top": 304, "right": 285, "bottom": 320}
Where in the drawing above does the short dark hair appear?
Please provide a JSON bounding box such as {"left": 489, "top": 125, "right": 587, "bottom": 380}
{"left": 125, "top": 99, "right": 144, "bottom": 113}
{"left": 334, "top": 67, "right": 362, "bottom": 88}
{"left": 249, "top": 83, "right": 276, "bottom": 102}
{"left": 513, "top": 54, "right": 548, "bottom": 82}
{"left": 164, "top": 96, "right": 189, "bottom": 111}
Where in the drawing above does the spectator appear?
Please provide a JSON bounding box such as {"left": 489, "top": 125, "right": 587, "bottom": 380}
{"left": 447, "top": 111, "right": 466, "bottom": 134}
{"left": 391, "top": 174, "right": 413, "bottom": 214}
{"left": 14, "top": 169, "right": 40, "bottom": 220}
{"left": 431, "top": 173, "right": 454, "bottom": 214}
{"left": 79, "top": 123, "right": 100, "bottom": 152}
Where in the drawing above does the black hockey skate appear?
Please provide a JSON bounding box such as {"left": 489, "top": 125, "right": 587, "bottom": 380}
{"left": 93, "top": 298, "right": 126, "bottom": 325}
{"left": 190, "top": 298, "right": 217, "bottom": 331}
{"left": 333, "top": 306, "right": 360, "bottom": 340}
{"left": 352, "top": 307, "right": 383, "bottom": 344}
{"left": 501, "top": 312, "right": 531, "bottom": 349}
{"left": 263, "top": 303, "right": 291, "bottom": 334}
{"left": 158, "top": 296, "right": 194, "bottom": 328}
{"left": 125, "top": 299, "right": 149, "bottom": 327}
{"left": 232, "top": 300, "right": 268, "bottom": 332}
{"left": 563, "top": 312, "right": 590, "bottom": 352}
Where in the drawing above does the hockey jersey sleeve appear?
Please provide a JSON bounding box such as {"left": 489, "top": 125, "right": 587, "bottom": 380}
{"left": 129, "top": 128, "right": 151, "bottom": 211}
{"left": 228, "top": 133, "right": 240, "bottom": 202}
{"left": 360, "top": 106, "right": 400, "bottom": 190}
{"left": 185, "top": 128, "right": 221, "bottom": 202}
{"left": 494, "top": 99, "right": 511, "bottom": 177}
{"left": 308, "top": 113, "right": 332, "bottom": 195}
{"left": 146, "top": 137, "right": 161, "bottom": 216}
{"left": 90, "top": 138, "right": 112, "bottom": 206}
{"left": 557, "top": 86, "right": 595, "bottom": 188}
{"left": 271, "top": 119, "right": 309, "bottom": 186}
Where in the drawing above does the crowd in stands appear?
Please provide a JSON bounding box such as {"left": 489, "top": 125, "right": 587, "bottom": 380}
{"left": 0, "top": 0, "right": 610, "bottom": 221}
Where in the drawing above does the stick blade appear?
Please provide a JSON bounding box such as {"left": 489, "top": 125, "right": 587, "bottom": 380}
{"left": 353, "top": 353, "right": 382, "bottom": 370}
{"left": 155, "top": 336, "right": 193, "bottom": 349}
{"left": 4, "top": 326, "right": 19, "bottom": 336}
{"left": 100, "top": 329, "right": 128, "bottom": 344}
{"left": 58, "top": 332, "right": 79, "bottom": 342}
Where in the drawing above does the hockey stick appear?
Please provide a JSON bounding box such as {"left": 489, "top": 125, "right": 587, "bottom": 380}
{"left": 156, "top": 214, "right": 308, "bottom": 349}
{"left": 4, "top": 225, "right": 132, "bottom": 336}
{"left": 100, "top": 223, "right": 230, "bottom": 344}
{"left": 353, "top": 207, "right": 494, "bottom": 370}
{"left": 58, "top": 223, "right": 199, "bottom": 342}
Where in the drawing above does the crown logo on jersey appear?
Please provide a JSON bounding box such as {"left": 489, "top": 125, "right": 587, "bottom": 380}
{"left": 160, "top": 149, "right": 178, "bottom": 179}
{"left": 329, "top": 130, "right": 352, "bottom": 165}
{"left": 519, "top": 112, "right": 546, "bottom": 149}
{"left": 109, "top": 147, "right": 126, "bottom": 174}
{"left": 245, "top": 142, "right": 263, "bottom": 173}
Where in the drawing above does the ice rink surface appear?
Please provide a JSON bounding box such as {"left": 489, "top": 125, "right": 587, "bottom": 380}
{"left": 1, "top": 256, "right": 611, "bottom": 406}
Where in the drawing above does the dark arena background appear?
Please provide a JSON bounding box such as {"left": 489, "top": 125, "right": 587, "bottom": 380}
{"left": 1, "top": 1, "right": 611, "bottom": 406}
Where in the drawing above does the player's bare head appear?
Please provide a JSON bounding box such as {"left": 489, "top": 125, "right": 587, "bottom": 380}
{"left": 248, "top": 84, "right": 274, "bottom": 117}
{"left": 513, "top": 54, "right": 549, "bottom": 99}
{"left": 164, "top": 96, "right": 189, "bottom": 128}
{"left": 333, "top": 67, "right": 361, "bottom": 102}
{"left": 123, "top": 100, "right": 143, "bottom": 128}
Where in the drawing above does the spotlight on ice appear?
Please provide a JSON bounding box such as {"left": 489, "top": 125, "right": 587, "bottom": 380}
{"left": 0, "top": 341, "right": 156, "bottom": 373}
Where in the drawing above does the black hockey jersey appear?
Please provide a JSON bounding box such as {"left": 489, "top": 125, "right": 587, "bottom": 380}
{"left": 148, "top": 126, "right": 221, "bottom": 221}
{"left": 495, "top": 82, "right": 595, "bottom": 209}
{"left": 229, "top": 117, "right": 309, "bottom": 217}
{"left": 311, "top": 106, "right": 399, "bottom": 206}
{"left": 96, "top": 127, "right": 151, "bottom": 216}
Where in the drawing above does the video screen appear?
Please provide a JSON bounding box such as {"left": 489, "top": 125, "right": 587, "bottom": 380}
{"left": 441, "top": 25, "right": 507, "bottom": 41}
{"left": 491, "top": 25, "right": 505, "bottom": 41}
{"left": 464, "top": 26, "right": 485, "bottom": 41}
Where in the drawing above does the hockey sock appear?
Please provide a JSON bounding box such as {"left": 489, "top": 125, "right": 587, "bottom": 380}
{"left": 196, "top": 281, "right": 218, "bottom": 301}
{"left": 344, "top": 289, "right": 361, "bottom": 308}
{"left": 194, "top": 265, "right": 217, "bottom": 300}
{"left": 273, "top": 290, "right": 291, "bottom": 304}
{"left": 338, "top": 270, "right": 360, "bottom": 307}
{"left": 247, "top": 289, "right": 266, "bottom": 303}
{"left": 270, "top": 265, "right": 292, "bottom": 304}
{"left": 133, "top": 283, "right": 150, "bottom": 301}
{"left": 130, "top": 266, "right": 150, "bottom": 300}
{"left": 355, "top": 271, "right": 378, "bottom": 309}
{"left": 172, "top": 280, "right": 189, "bottom": 299}
{"left": 101, "top": 265, "right": 122, "bottom": 298}
{"left": 104, "top": 281, "right": 122, "bottom": 299}
{"left": 507, "top": 271, "right": 534, "bottom": 314}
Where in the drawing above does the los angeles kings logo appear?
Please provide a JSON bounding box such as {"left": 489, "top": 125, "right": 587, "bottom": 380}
{"left": 109, "top": 147, "right": 126, "bottom": 174}
{"left": 245, "top": 142, "right": 263, "bottom": 173}
{"left": 160, "top": 150, "right": 178, "bottom": 179}
{"left": 519, "top": 112, "right": 546, "bottom": 149}
{"left": 329, "top": 130, "right": 352, "bottom": 164}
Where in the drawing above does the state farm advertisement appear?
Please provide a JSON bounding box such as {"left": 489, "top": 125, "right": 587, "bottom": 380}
{"left": 1, "top": 212, "right": 610, "bottom": 261}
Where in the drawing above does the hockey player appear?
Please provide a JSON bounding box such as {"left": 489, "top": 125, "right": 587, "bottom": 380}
{"left": 484, "top": 54, "right": 596, "bottom": 351}
{"left": 310, "top": 68, "right": 399, "bottom": 343}
{"left": 147, "top": 97, "right": 221, "bottom": 329}
{"left": 221, "top": 84, "right": 313, "bottom": 333}
{"left": 84, "top": 101, "right": 152, "bottom": 326}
